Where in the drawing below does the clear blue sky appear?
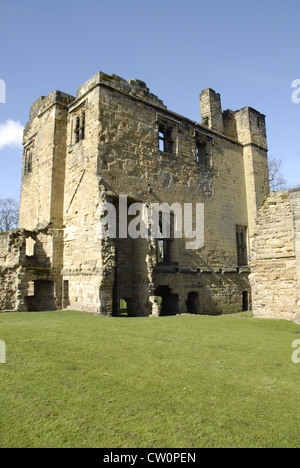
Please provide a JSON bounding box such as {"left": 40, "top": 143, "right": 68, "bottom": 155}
{"left": 0, "top": 0, "right": 299, "bottom": 200}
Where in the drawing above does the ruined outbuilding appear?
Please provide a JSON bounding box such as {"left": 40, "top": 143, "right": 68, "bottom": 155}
{"left": 0, "top": 72, "right": 269, "bottom": 316}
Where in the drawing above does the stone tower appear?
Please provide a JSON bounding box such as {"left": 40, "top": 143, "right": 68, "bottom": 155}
{"left": 20, "top": 91, "right": 75, "bottom": 230}
{"left": 235, "top": 107, "right": 269, "bottom": 241}
{"left": 0, "top": 72, "right": 269, "bottom": 315}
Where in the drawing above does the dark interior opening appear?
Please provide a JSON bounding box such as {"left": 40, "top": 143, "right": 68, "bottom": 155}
{"left": 186, "top": 291, "right": 201, "bottom": 314}
{"left": 155, "top": 286, "right": 179, "bottom": 316}
{"left": 242, "top": 291, "right": 249, "bottom": 312}
{"left": 25, "top": 280, "right": 56, "bottom": 311}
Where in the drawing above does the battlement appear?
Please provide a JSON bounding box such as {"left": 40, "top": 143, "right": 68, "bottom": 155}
{"left": 28, "top": 91, "right": 75, "bottom": 121}
{"left": 200, "top": 88, "right": 267, "bottom": 148}
{"left": 75, "top": 71, "right": 166, "bottom": 108}
{"left": 235, "top": 106, "right": 267, "bottom": 150}
{"left": 27, "top": 73, "right": 266, "bottom": 149}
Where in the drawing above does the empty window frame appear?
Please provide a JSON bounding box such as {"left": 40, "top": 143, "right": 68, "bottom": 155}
{"left": 24, "top": 147, "right": 33, "bottom": 175}
{"left": 195, "top": 138, "right": 211, "bottom": 171}
{"left": 26, "top": 237, "right": 36, "bottom": 256}
{"left": 158, "top": 123, "right": 174, "bottom": 154}
{"left": 63, "top": 280, "right": 69, "bottom": 301}
{"left": 62, "top": 280, "right": 70, "bottom": 308}
{"left": 157, "top": 213, "right": 174, "bottom": 264}
{"left": 157, "top": 239, "right": 173, "bottom": 264}
{"left": 74, "top": 113, "right": 85, "bottom": 143}
{"left": 236, "top": 226, "right": 248, "bottom": 266}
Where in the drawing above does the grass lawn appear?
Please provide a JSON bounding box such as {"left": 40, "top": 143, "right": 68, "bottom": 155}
{"left": 0, "top": 310, "right": 300, "bottom": 448}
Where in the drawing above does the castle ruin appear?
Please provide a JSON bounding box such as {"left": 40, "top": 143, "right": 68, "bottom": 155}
{"left": 0, "top": 71, "right": 270, "bottom": 316}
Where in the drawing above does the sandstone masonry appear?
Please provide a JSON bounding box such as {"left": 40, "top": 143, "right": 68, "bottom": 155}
{"left": 0, "top": 72, "right": 269, "bottom": 316}
{"left": 250, "top": 189, "right": 300, "bottom": 321}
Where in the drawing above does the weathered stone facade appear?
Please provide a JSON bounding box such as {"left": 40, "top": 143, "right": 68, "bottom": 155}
{"left": 0, "top": 228, "right": 63, "bottom": 311}
{"left": 250, "top": 189, "right": 300, "bottom": 321}
{"left": 0, "top": 71, "right": 269, "bottom": 316}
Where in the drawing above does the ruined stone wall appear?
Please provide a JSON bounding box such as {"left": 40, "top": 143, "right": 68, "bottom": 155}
{"left": 235, "top": 107, "right": 269, "bottom": 241}
{"left": 20, "top": 91, "right": 74, "bottom": 230}
{"left": 15, "top": 71, "right": 270, "bottom": 316}
{"left": 0, "top": 268, "right": 18, "bottom": 310}
{"left": 96, "top": 76, "right": 250, "bottom": 270}
{"left": 250, "top": 190, "right": 300, "bottom": 321}
{"left": 61, "top": 83, "right": 104, "bottom": 312}
{"left": 0, "top": 232, "right": 18, "bottom": 310}
{"left": 154, "top": 267, "right": 250, "bottom": 315}
{"left": 84, "top": 74, "right": 264, "bottom": 315}
{"left": 0, "top": 229, "right": 63, "bottom": 312}
{"left": 0, "top": 230, "right": 28, "bottom": 311}
{"left": 0, "top": 233, "right": 9, "bottom": 263}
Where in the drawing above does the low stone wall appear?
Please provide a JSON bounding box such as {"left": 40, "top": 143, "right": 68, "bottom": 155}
{"left": 250, "top": 190, "right": 300, "bottom": 321}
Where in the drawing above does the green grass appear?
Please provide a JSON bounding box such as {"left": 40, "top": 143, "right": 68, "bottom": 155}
{"left": 0, "top": 310, "right": 300, "bottom": 448}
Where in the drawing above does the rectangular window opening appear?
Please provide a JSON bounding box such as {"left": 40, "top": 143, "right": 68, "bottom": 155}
{"left": 236, "top": 226, "right": 248, "bottom": 266}
{"left": 63, "top": 280, "right": 70, "bottom": 308}
{"left": 158, "top": 123, "right": 174, "bottom": 154}
{"left": 196, "top": 139, "right": 210, "bottom": 171}
{"left": 74, "top": 113, "right": 85, "bottom": 144}
{"left": 24, "top": 148, "right": 33, "bottom": 175}
{"left": 157, "top": 213, "right": 174, "bottom": 264}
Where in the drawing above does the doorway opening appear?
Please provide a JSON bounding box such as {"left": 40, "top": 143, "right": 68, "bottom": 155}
{"left": 120, "top": 298, "right": 128, "bottom": 317}
{"left": 25, "top": 280, "right": 56, "bottom": 311}
{"left": 186, "top": 292, "right": 201, "bottom": 314}
{"left": 155, "top": 286, "right": 179, "bottom": 316}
